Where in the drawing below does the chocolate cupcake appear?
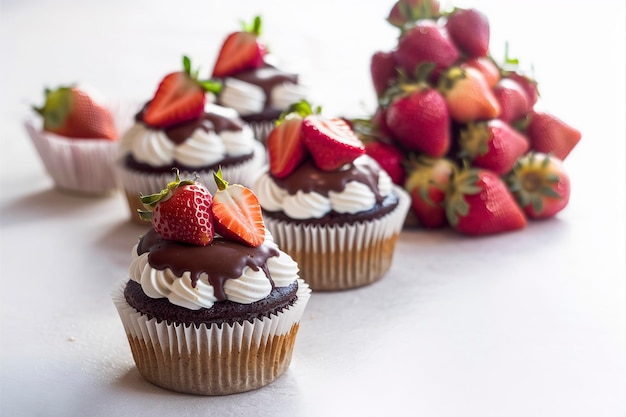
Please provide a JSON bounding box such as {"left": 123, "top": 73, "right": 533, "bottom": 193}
{"left": 112, "top": 170, "right": 310, "bottom": 395}
{"left": 254, "top": 102, "right": 410, "bottom": 290}
{"left": 116, "top": 57, "right": 265, "bottom": 224}
{"left": 211, "top": 16, "right": 307, "bottom": 142}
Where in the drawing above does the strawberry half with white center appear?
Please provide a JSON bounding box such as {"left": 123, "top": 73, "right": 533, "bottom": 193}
{"left": 143, "top": 56, "right": 221, "bottom": 129}
{"left": 445, "top": 167, "right": 527, "bottom": 235}
{"left": 266, "top": 99, "right": 317, "bottom": 178}
{"left": 301, "top": 115, "right": 365, "bottom": 171}
{"left": 211, "top": 168, "right": 265, "bottom": 247}
{"left": 506, "top": 152, "right": 571, "bottom": 219}
{"left": 33, "top": 85, "right": 117, "bottom": 140}
{"left": 139, "top": 169, "right": 215, "bottom": 246}
{"left": 212, "top": 15, "right": 267, "bottom": 78}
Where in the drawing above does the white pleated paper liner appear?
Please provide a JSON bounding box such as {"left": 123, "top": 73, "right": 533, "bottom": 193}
{"left": 116, "top": 140, "right": 266, "bottom": 224}
{"left": 112, "top": 278, "right": 310, "bottom": 396}
{"left": 23, "top": 101, "right": 141, "bottom": 196}
{"left": 264, "top": 185, "right": 411, "bottom": 291}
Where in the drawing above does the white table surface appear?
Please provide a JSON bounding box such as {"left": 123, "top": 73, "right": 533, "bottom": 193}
{"left": 1, "top": 0, "right": 625, "bottom": 416}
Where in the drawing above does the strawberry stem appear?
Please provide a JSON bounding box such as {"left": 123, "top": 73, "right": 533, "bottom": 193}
{"left": 213, "top": 167, "right": 229, "bottom": 191}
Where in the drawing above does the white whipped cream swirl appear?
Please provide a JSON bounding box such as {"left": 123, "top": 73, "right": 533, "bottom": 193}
{"left": 128, "top": 238, "right": 299, "bottom": 310}
{"left": 118, "top": 103, "right": 256, "bottom": 167}
{"left": 254, "top": 155, "right": 392, "bottom": 220}
{"left": 218, "top": 77, "right": 307, "bottom": 116}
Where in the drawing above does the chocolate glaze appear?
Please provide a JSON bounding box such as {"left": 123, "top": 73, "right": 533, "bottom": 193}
{"left": 137, "top": 229, "right": 279, "bottom": 301}
{"left": 123, "top": 153, "right": 253, "bottom": 174}
{"left": 272, "top": 157, "right": 384, "bottom": 201}
{"left": 124, "top": 279, "right": 299, "bottom": 328}
{"left": 219, "top": 64, "right": 299, "bottom": 121}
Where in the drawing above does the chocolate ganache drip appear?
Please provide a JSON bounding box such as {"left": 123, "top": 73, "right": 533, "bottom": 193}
{"left": 272, "top": 158, "right": 384, "bottom": 203}
{"left": 226, "top": 64, "right": 298, "bottom": 110}
{"left": 137, "top": 229, "right": 279, "bottom": 301}
{"left": 135, "top": 103, "right": 244, "bottom": 145}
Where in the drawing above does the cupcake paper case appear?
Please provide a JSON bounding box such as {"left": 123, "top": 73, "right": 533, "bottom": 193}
{"left": 24, "top": 86, "right": 138, "bottom": 196}
{"left": 255, "top": 102, "right": 410, "bottom": 291}
{"left": 116, "top": 57, "right": 266, "bottom": 224}
{"left": 113, "top": 170, "right": 310, "bottom": 395}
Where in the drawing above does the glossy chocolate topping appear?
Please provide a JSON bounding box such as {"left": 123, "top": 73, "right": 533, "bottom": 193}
{"left": 228, "top": 65, "right": 298, "bottom": 110}
{"left": 272, "top": 158, "right": 384, "bottom": 202}
{"left": 135, "top": 103, "right": 244, "bottom": 145}
{"left": 124, "top": 279, "right": 299, "bottom": 327}
{"left": 137, "top": 229, "right": 280, "bottom": 301}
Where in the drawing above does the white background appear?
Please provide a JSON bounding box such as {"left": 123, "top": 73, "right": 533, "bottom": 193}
{"left": 1, "top": 0, "right": 625, "bottom": 416}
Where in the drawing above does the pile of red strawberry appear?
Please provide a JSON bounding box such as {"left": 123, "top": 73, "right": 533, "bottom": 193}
{"left": 139, "top": 168, "right": 266, "bottom": 248}
{"left": 355, "top": 0, "right": 581, "bottom": 236}
{"left": 267, "top": 100, "right": 365, "bottom": 178}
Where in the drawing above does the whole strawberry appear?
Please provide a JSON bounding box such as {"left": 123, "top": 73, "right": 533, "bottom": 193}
{"left": 393, "top": 20, "right": 459, "bottom": 78}
{"left": 492, "top": 78, "right": 531, "bottom": 123}
{"left": 364, "top": 140, "right": 407, "bottom": 185}
{"left": 458, "top": 119, "right": 529, "bottom": 175}
{"left": 404, "top": 155, "right": 456, "bottom": 228}
{"left": 525, "top": 111, "right": 581, "bottom": 160}
{"left": 438, "top": 66, "right": 500, "bottom": 123}
{"left": 506, "top": 152, "right": 571, "bottom": 219}
{"left": 139, "top": 169, "right": 215, "bottom": 246}
{"left": 143, "top": 56, "right": 221, "bottom": 129}
{"left": 387, "top": 0, "right": 441, "bottom": 29}
{"left": 370, "top": 50, "right": 398, "bottom": 97}
{"left": 33, "top": 85, "right": 116, "bottom": 140}
{"left": 302, "top": 114, "right": 365, "bottom": 171}
{"left": 384, "top": 80, "right": 450, "bottom": 157}
{"left": 445, "top": 167, "right": 527, "bottom": 235}
{"left": 445, "top": 7, "right": 490, "bottom": 58}
{"left": 212, "top": 15, "right": 267, "bottom": 78}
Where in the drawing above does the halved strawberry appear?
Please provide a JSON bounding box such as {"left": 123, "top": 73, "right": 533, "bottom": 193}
{"left": 143, "top": 56, "right": 221, "bottom": 129}
{"left": 138, "top": 169, "right": 214, "bottom": 246}
{"left": 212, "top": 15, "right": 267, "bottom": 78}
{"left": 33, "top": 85, "right": 117, "bottom": 140}
{"left": 301, "top": 115, "right": 365, "bottom": 171}
{"left": 445, "top": 167, "right": 527, "bottom": 235}
{"left": 211, "top": 169, "right": 265, "bottom": 247}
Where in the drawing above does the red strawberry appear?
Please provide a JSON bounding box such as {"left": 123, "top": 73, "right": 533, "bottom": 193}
{"left": 504, "top": 71, "right": 539, "bottom": 107}
{"left": 301, "top": 115, "right": 365, "bottom": 171}
{"left": 143, "top": 56, "right": 221, "bottom": 129}
{"left": 33, "top": 85, "right": 116, "bottom": 140}
{"left": 438, "top": 66, "right": 501, "bottom": 123}
{"left": 139, "top": 169, "right": 214, "bottom": 246}
{"left": 506, "top": 152, "right": 570, "bottom": 219}
{"left": 267, "top": 115, "right": 306, "bottom": 179}
{"left": 404, "top": 155, "right": 456, "bottom": 228}
{"left": 364, "top": 140, "right": 407, "bottom": 185}
{"left": 526, "top": 111, "right": 581, "bottom": 160}
{"left": 458, "top": 119, "right": 529, "bottom": 175}
{"left": 492, "top": 78, "right": 531, "bottom": 123}
{"left": 212, "top": 16, "right": 266, "bottom": 78}
{"left": 445, "top": 8, "right": 490, "bottom": 58}
{"left": 211, "top": 169, "right": 265, "bottom": 247}
{"left": 461, "top": 56, "right": 501, "bottom": 88}
{"left": 445, "top": 167, "right": 527, "bottom": 235}
{"left": 393, "top": 20, "right": 459, "bottom": 78}
{"left": 384, "top": 82, "right": 450, "bottom": 157}
{"left": 371, "top": 51, "right": 398, "bottom": 97}
{"left": 387, "top": 0, "right": 441, "bottom": 29}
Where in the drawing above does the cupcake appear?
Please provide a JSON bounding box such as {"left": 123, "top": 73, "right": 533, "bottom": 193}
{"left": 24, "top": 85, "right": 135, "bottom": 196}
{"left": 254, "top": 101, "right": 410, "bottom": 291}
{"left": 116, "top": 56, "right": 266, "bottom": 224}
{"left": 112, "top": 169, "right": 311, "bottom": 395}
{"left": 211, "top": 16, "right": 307, "bottom": 142}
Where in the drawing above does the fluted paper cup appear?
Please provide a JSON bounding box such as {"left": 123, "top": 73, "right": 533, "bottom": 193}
{"left": 264, "top": 186, "right": 410, "bottom": 291}
{"left": 24, "top": 101, "right": 140, "bottom": 196}
{"left": 112, "top": 278, "right": 310, "bottom": 396}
